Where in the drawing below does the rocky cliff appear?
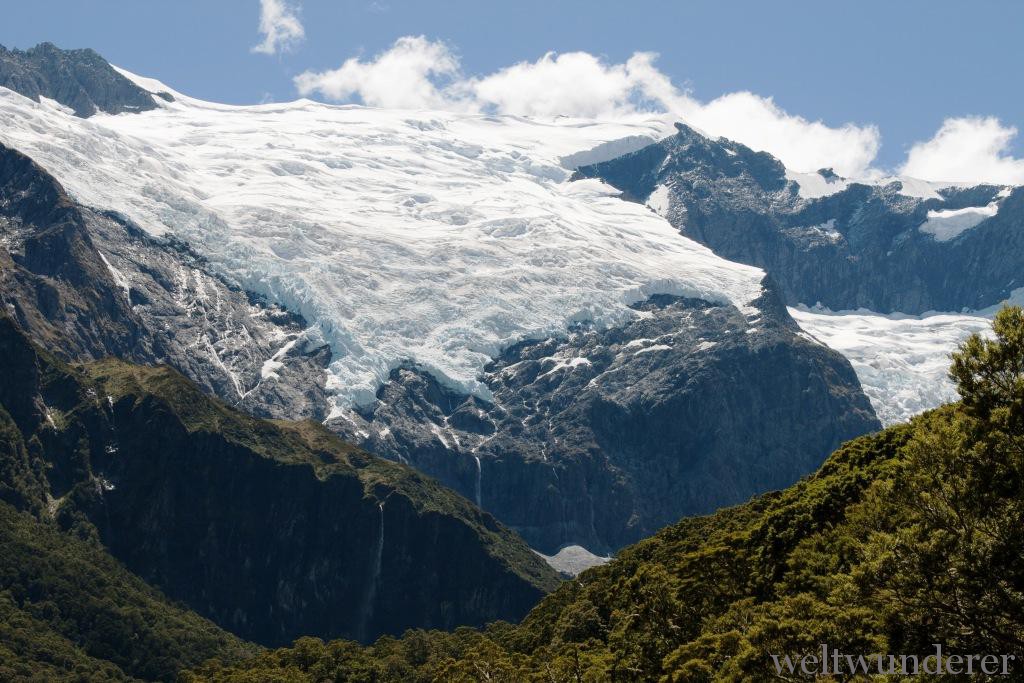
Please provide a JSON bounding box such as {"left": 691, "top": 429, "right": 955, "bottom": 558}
{"left": 0, "top": 45, "right": 887, "bottom": 561}
{"left": 0, "top": 316, "right": 559, "bottom": 646}
{"left": 335, "top": 284, "right": 879, "bottom": 552}
{"left": 574, "top": 122, "right": 1023, "bottom": 314}
{"left": 0, "top": 42, "right": 164, "bottom": 117}
{"left": 0, "top": 137, "right": 880, "bottom": 557}
{"left": 0, "top": 142, "right": 331, "bottom": 422}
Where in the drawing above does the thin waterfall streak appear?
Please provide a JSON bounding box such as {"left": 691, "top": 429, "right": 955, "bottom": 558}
{"left": 473, "top": 455, "right": 482, "bottom": 508}
{"left": 357, "top": 501, "right": 385, "bottom": 642}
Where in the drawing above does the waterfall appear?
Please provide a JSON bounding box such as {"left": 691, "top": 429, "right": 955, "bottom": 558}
{"left": 372, "top": 502, "right": 384, "bottom": 584}
{"left": 357, "top": 501, "right": 385, "bottom": 642}
{"left": 473, "top": 455, "right": 482, "bottom": 508}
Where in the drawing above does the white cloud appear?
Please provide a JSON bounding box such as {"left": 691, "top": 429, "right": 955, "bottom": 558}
{"left": 901, "top": 116, "right": 1024, "bottom": 185}
{"left": 467, "top": 51, "right": 881, "bottom": 176}
{"left": 296, "top": 37, "right": 880, "bottom": 176}
{"left": 469, "top": 51, "right": 638, "bottom": 118}
{"left": 294, "top": 36, "right": 468, "bottom": 109}
{"left": 295, "top": 37, "right": 1019, "bottom": 183}
{"left": 252, "top": 0, "right": 305, "bottom": 55}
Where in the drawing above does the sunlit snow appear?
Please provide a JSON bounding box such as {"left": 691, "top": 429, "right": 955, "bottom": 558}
{"left": 0, "top": 73, "right": 765, "bottom": 414}
{"left": 882, "top": 175, "right": 946, "bottom": 201}
{"left": 535, "top": 545, "right": 610, "bottom": 576}
{"left": 645, "top": 183, "right": 672, "bottom": 217}
{"left": 785, "top": 169, "right": 850, "bottom": 199}
{"left": 787, "top": 169, "right": 961, "bottom": 203}
{"left": 97, "top": 251, "right": 131, "bottom": 302}
{"left": 790, "top": 304, "right": 1016, "bottom": 425}
{"left": 919, "top": 202, "right": 999, "bottom": 241}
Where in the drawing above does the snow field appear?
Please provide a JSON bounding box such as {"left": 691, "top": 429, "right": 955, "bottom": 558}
{"left": 0, "top": 76, "right": 765, "bottom": 413}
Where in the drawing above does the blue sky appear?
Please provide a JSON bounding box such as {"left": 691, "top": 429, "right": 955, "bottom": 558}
{"left": 3, "top": 0, "right": 1022, "bottom": 176}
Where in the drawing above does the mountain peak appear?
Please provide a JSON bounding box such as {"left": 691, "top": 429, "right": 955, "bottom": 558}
{"left": 672, "top": 120, "right": 703, "bottom": 137}
{"left": 0, "top": 41, "right": 159, "bottom": 116}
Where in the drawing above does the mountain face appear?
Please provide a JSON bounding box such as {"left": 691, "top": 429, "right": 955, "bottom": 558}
{"left": 0, "top": 143, "right": 879, "bottom": 555}
{"left": 186, "top": 400, "right": 1024, "bottom": 682}
{"left": 184, "top": 306, "right": 1024, "bottom": 681}
{"left": 574, "top": 123, "right": 1022, "bottom": 314}
{"left": 0, "top": 315, "right": 559, "bottom": 647}
{"left": 0, "top": 45, "right": 883, "bottom": 558}
{"left": 186, "top": 421, "right": 919, "bottom": 682}
{"left": 337, "top": 286, "right": 878, "bottom": 552}
{"left": 0, "top": 143, "right": 331, "bottom": 422}
{"left": 0, "top": 42, "right": 165, "bottom": 117}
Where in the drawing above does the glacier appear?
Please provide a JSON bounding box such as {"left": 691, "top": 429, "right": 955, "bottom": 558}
{"left": 790, "top": 304, "right": 1011, "bottom": 425}
{"left": 2, "top": 69, "right": 1010, "bottom": 428}
{"left": 919, "top": 202, "right": 1000, "bottom": 241}
{"left": 0, "top": 71, "right": 766, "bottom": 414}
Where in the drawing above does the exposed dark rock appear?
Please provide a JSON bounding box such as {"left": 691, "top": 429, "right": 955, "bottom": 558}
{"left": 1, "top": 136, "right": 881, "bottom": 563}
{"left": 0, "top": 142, "right": 330, "bottom": 422}
{"left": 333, "top": 282, "right": 880, "bottom": 553}
{"left": 0, "top": 42, "right": 164, "bottom": 117}
{"left": 0, "top": 317, "right": 560, "bottom": 646}
{"left": 574, "top": 123, "right": 1023, "bottom": 314}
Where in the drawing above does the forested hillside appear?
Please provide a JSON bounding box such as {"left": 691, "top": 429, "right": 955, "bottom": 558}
{"left": 187, "top": 309, "right": 1024, "bottom": 681}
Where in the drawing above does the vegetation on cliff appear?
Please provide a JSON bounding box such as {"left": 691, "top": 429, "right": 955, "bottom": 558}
{"left": 0, "top": 315, "right": 557, "bottom": 678}
{"left": 0, "top": 501, "right": 251, "bottom": 682}
{"left": 187, "top": 308, "right": 1024, "bottom": 681}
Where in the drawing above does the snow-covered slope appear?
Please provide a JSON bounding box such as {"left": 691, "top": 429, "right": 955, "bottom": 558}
{"left": 919, "top": 201, "right": 1001, "bottom": 241}
{"left": 785, "top": 171, "right": 952, "bottom": 202}
{"left": 0, "top": 73, "right": 765, "bottom": 413}
{"left": 575, "top": 124, "right": 1024, "bottom": 426}
{"left": 790, "top": 304, "right": 1014, "bottom": 425}
{"left": 536, "top": 545, "right": 610, "bottom": 577}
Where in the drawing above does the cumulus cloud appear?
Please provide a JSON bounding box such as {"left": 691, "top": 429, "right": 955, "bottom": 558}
{"left": 296, "top": 36, "right": 1018, "bottom": 183}
{"left": 295, "top": 37, "right": 880, "bottom": 176}
{"left": 294, "top": 36, "right": 466, "bottom": 109}
{"left": 252, "top": 0, "right": 305, "bottom": 55}
{"left": 901, "top": 116, "right": 1024, "bottom": 185}
{"left": 468, "top": 51, "right": 881, "bottom": 175}
{"left": 470, "top": 51, "right": 639, "bottom": 118}
{"left": 678, "top": 93, "right": 881, "bottom": 182}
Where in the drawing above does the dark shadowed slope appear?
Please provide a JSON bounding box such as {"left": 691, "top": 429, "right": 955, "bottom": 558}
{"left": 575, "top": 122, "right": 1023, "bottom": 314}
{"left": 0, "top": 315, "right": 559, "bottom": 649}
{"left": 188, "top": 309, "right": 1024, "bottom": 681}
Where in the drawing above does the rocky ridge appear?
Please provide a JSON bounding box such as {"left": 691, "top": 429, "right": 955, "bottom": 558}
{"left": 0, "top": 142, "right": 331, "bottom": 422}
{"left": 0, "top": 45, "right": 883, "bottom": 560}
{"left": 0, "top": 134, "right": 881, "bottom": 558}
{"left": 333, "top": 285, "right": 879, "bottom": 552}
{"left": 0, "top": 42, "right": 164, "bottom": 117}
{"left": 574, "top": 122, "right": 1022, "bottom": 314}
